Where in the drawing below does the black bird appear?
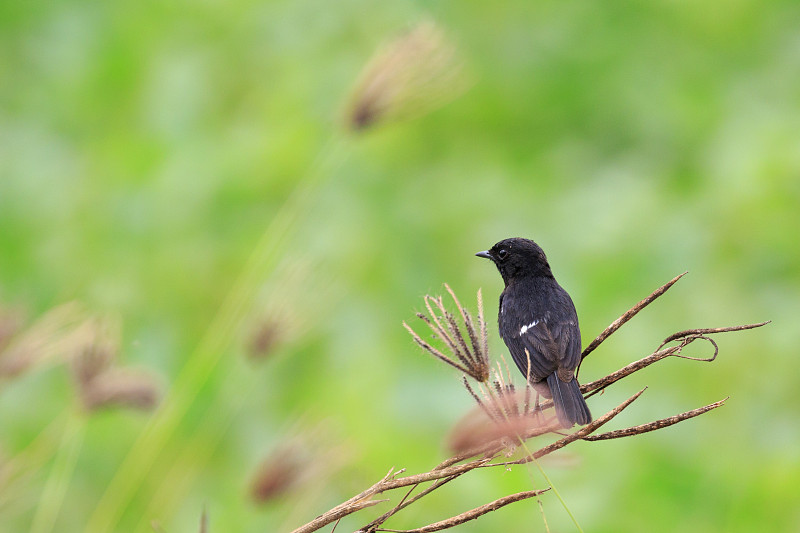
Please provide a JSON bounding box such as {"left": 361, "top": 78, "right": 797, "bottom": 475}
{"left": 476, "top": 238, "right": 591, "bottom": 428}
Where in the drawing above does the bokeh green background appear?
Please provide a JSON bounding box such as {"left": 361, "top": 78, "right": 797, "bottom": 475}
{"left": 2, "top": 1, "right": 799, "bottom": 532}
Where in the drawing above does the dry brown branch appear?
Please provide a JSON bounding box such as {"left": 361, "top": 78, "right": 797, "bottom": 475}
{"left": 289, "top": 275, "right": 767, "bottom": 533}
{"left": 583, "top": 397, "right": 728, "bottom": 441}
{"left": 580, "top": 271, "right": 687, "bottom": 364}
{"left": 289, "top": 468, "right": 402, "bottom": 533}
{"left": 361, "top": 475, "right": 464, "bottom": 533}
{"left": 373, "top": 489, "right": 550, "bottom": 533}
{"left": 582, "top": 348, "right": 675, "bottom": 400}
{"left": 374, "top": 458, "right": 493, "bottom": 493}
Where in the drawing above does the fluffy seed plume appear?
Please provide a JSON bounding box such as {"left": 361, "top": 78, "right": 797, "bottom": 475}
{"left": 404, "top": 284, "right": 490, "bottom": 382}
{"left": 344, "top": 19, "right": 472, "bottom": 131}
{"left": 450, "top": 357, "right": 559, "bottom": 456}
{"left": 447, "top": 387, "right": 554, "bottom": 456}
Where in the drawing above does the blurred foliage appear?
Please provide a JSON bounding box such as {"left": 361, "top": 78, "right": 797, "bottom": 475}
{"left": 1, "top": 0, "right": 799, "bottom": 532}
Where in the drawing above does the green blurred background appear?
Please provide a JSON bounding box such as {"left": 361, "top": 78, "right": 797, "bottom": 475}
{"left": 1, "top": 0, "right": 799, "bottom": 531}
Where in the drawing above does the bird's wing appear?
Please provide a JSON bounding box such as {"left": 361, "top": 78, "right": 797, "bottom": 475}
{"left": 560, "top": 318, "right": 581, "bottom": 378}
{"left": 503, "top": 318, "right": 558, "bottom": 381}
{"left": 504, "top": 318, "right": 580, "bottom": 383}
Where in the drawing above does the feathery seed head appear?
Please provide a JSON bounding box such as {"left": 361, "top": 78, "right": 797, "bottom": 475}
{"left": 404, "top": 285, "right": 490, "bottom": 382}
{"left": 344, "top": 20, "right": 471, "bottom": 131}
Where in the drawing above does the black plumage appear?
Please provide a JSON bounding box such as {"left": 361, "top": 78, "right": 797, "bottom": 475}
{"left": 476, "top": 237, "right": 591, "bottom": 428}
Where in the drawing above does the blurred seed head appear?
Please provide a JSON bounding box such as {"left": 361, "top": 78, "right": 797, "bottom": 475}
{"left": 448, "top": 385, "right": 558, "bottom": 456}
{"left": 344, "top": 19, "right": 472, "bottom": 131}
{"left": 243, "top": 256, "right": 330, "bottom": 363}
{"left": 404, "top": 285, "right": 490, "bottom": 383}
{"left": 247, "top": 319, "right": 283, "bottom": 362}
{"left": 249, "top": 442, "right": 306, "bottom": 503}
{"left": 199, "top": 508, "right": 208, "bottom": 533}
{"left": 72, "top": 319, "right": 118, "bottom": 388}
{"left": 0, "top": 303, "right": 84, "bottom": 379}
{"left": 0, "top": 309, "right": 23, "bottom": 355}
{"left": 248, "top": 421, "right": 351, "bottom": 505}
{"left": 69, "top": 317, "right": 160, "bottom": 413}
{"left": 448, "top": 406, "right": 537, "bottom": 455}
{"left": 79, "top": 369, "right": 160, "bottom": 412}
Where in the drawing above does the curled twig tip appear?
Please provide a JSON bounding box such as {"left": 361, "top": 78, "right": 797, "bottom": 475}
{"left": 657, "top": 321, "right": 770, "bottom": 353}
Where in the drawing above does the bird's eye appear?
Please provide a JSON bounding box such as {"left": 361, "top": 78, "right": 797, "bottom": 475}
{"left": 497, "top": 249, "right": 508, "bottom": 261}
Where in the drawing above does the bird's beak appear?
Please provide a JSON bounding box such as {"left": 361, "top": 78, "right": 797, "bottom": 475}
{"left": 475, "top": 250, "right": 492, "bottom": 260}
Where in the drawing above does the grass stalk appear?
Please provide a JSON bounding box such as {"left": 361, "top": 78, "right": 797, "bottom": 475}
{"left": 86, "top": 136, "right": 350, "bottom": 532}
{"left": 29, "top": 412, "right": 86, "bottom": 533}
{"left": 482, "top": 382, "right": 583, "bottom": 532}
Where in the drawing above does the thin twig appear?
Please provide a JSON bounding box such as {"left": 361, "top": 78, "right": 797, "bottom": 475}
{"left": 581, "top": 349, "right": 676, "bottom": 400}
{"left": 362, "top": 475, "right": 464, "bottom": 532}
{"left": 583, "top": 397, "right": 728, "bottom": 441}
{"left": 374, "top": 489, "right": 550, "bottom": 533}
{"left": 579, "top": 272, "right": 687, "bottom": 366}
{"left": 657, "top": 322, "right": 770, "bottom": 351}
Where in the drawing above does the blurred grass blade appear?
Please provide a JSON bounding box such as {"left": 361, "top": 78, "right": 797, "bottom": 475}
{"left": 86, "top": 138, "right": 349, "bottom": 532}
{"left": 29, "top": 413, "right": 86, "bottom": 533}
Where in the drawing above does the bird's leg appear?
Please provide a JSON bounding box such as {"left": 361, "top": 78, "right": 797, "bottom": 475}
{"left": 532, "top": 391, "right": 542, "bottom": 422}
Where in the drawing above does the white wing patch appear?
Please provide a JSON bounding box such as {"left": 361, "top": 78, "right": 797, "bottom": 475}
{"left": 519, "top": 319, "right": 540, "bottom": 336}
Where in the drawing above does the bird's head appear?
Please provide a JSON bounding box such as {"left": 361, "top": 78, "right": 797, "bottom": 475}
{"left": 475, "top": 237, "right": 553, "bottom": 285}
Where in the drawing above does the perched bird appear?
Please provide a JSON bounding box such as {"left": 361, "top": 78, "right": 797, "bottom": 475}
{"left": 476, "top": 238, "right": 591, "bottom": 428}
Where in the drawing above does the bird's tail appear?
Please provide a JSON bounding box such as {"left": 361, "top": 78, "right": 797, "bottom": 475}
{"left": 547, "top": 373, "right": 591, "bottom": 428}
